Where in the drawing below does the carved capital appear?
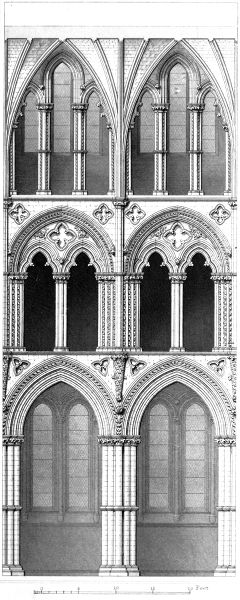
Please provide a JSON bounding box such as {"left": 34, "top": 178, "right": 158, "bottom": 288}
{"left": 152, "top": 103, "right": 169, "bottom": 112}
{"left": 187, "top": 103, "right": 204, "bottom": 112}
{"left": 72, "top": 103, "right": 88, "bottom": 112}
{"left": 37, "top": 103, "right": 53, "bottom": 112}
{"left": 215, "top": 437, "right": 236, "bottom": 447}
{"left": 3, "top": 436, "right": 24, "bottom": 446}
{"left": 169, "top": 273, "right": 187, "bottom": 283}
{"left": 53, "top": 273, "right": 70, "bottom": 282}
{"left": 98, "top": 435, "right": 141, "bottom": 446}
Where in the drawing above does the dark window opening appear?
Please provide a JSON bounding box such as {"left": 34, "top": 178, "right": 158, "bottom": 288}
{"left": 67, "top": 253, "right": 98, "bottom": 351}
{"left": 183, "top": 253, "right": 214, "bottom": 351}
{"left": 140, "top": 252, "right": 171, "bottom": 351}
{"left": 24, "top": 252, "right": 55, "bottom": 351}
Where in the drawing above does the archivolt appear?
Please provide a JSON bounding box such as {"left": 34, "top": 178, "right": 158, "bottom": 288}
{"left": 4, "top": 356, "right": 115, "bottom": 437}
{"left": 9, "top": 206, "right": 115, "bottom": 274}
{"left": 124, "top": 206, "right": 231, "bottom": 274}
{"left": 122, "top": 356, "right": 234, "bottom": 438}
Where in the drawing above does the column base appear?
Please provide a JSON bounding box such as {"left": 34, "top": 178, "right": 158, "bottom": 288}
{"left": 10, "top": 190, "right": 17, "bottom": 196}
{"left": 214, "top": 566, "right": 236, "bottom": 576}
{"left": 153, "top": 191, "right": 168, "bottom": 196}
{"left": 107, "top": 191, "right": 115, "bottom": 196}
{"left": 127, "top": 191, "right": 134, "bottom": 196}
{"left": 2, "top": 565, "right": 12, "bottom": 576}
{"left": 72, "top": 190, "right": 88, "bottom": 196}
{"left": 126, "top": 566, "right": 140, "bottom": 576}
{"left": 99, "top": 566, "right": 128, "bottom": 576}
{"left": 170, "top": 347, "right": 185, "bottom": 352}
{"left": 54, "top": 347, "right": 69, "bottom": 352}
{"left": 188, "top": 190, "right": 204, "bottom": 196}
{"left": 10, "top": 565, "right": 25, "bottom": 576}
{"left": 36, "top": 190, "right": 52, "bottom": 195}
{"left": 99, "top": 566, "right": 139, "bottom": 576}
{"left": 224, "top": 191, "right": 232, "bottom": 196}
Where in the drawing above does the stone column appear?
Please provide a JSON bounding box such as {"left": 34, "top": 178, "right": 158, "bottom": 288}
{"left": 124, "top": 275, "right": 142, "bottom": 350}
{"left": 152, "top": 104, "right": 169, "bottom": 196}
{"left": 126, "top": 126, "right": 133, "bottom": 196}
{"left": 188, "top": 103, "right": 204, "bottom": 196}
{"left": 72, "top": 103, "right": 88, "bottom": 195}
{"left": 223, "top": 124, "right": 232, "bottom": 196}
{"left": 9, "top": 125, "right": 18, "bottom": 196}
{"left": 107, "top": 124, "right": 115, "bottom": 195}
{"left": 2, "top": 436, "right": 24, "bottom": 576}
{"left": 169, "top": 274, "right": 186, "bottom": 352}
{"left": 53, "top": 274, "right": 69, "bottom": 351}
{"left": 36, "top": 103, "right": 53, "bottom": 195}
{"left": 211, "top": 275, "right": 232, "bottom": 351}
{"left": 9, "top": 274, "right": 27, "bottom": 350}
{"left": 98, "top": 436, "right": 140, "bottom": 576}
{"left": 214, "top": 437, "right": 236, "bottom": 576}
{"left": 96, "top": 275, "right": 115, "bottom": 350}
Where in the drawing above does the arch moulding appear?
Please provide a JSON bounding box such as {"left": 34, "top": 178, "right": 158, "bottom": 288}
{"left": 124, "top": 206, "right": 231, "bottom": 274}
{"left": 9, "top": 206, "right": 115, "bottom": 274}
{"left": 122, "top": 356, "right": 235, "bottom": 439}
{"left": 3, "top": 356, "right": 115, "bottom": 437}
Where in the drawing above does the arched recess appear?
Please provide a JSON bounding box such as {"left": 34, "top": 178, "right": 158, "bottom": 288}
{"left": 122, "top": 357, "right": 234, "bottom": 439}
{"left": 137, "top": 381, "right": 218, "bottom": 575}
{"left": 4, "top": 356, "right": 115, "bottom": 437}
{"left": 67, "top": 252, "right": 98, "bottom": 350}
{"left": 199, "top": 86, "right": 226, "bottom": 195}
{"left": 15, "top": 90, "right": 39, "bottom": 194}
{"left": 24, "top": 251, "right": 55, "bottom": 351}
{"left": 9, "top": 207, "right": 115, "bottom": 275}
{"left": 84, "top": 87, "right": 109, "bottom": 195}
{"left": 140, "top": 252, "right": 171, "bottom": 351}
{"left": 131, "top": 87, "right": 155, "bottom": 195}
{"left": 183, "top": 253, "right": 214, "bottom": 351}
{"left": 20, "top": 382, "right": 101, "bottom": 575}
{"left": 124, "top": 206, "right": 231, "bottom": 275}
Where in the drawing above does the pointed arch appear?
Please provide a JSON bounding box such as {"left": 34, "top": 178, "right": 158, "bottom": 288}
{"left": 9, "top": 206, "right": 115, "bottom": 274}
{"left": 124, "top": 206, "right": 231, "bottom": 274}
{"left": 4, "top": 357, "right": 115, "bottom": 437}
{"left": 123, "top": 357, "right": 234, "bottom": 438}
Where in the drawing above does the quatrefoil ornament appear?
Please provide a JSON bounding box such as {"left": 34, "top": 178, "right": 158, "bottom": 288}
{"left": 48, "top": 223, "right": 76, "bottom": 250}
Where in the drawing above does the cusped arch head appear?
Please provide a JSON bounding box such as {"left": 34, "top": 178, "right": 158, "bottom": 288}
{"left": 158, "top": 51, "right": 201, "bottom": 103}
{"left": 124, "top": 206, "right": 231, "bottom": 274}
{"left": 43, "top": 52, "right": 85, "bottom": 103}
{"left": 9, "top": 206, "right": 115, "bottom": 274}
{"left": 4, "top": 356, "right": 115, "bottom": 437}
{"left": 122, "top": 357, "right": 234, "bottom": 438}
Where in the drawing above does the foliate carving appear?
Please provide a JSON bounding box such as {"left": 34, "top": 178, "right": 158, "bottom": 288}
{"left": 209, "top": 204, "right": 230, "bottom": 225}
{"left": 125, "top": 204, "right": 146, "bottom": 225}
{"left": 208, "top": 358, "right": 225, "bottom": 376}
{"left": 129, "top": 358, "right": 147, "bottom": 376}
{"left": 111, "top": 354, "right": 128, "bottom": 402}
{"left": 92, "top": 358, "right": 109, "bottom": 376}
{"left": 12, "top": 357, "right": 30, "bottom": 376}
{"left": 48, "top": 223, "right": 76, "bottom": 250}
{"left": 3, "top": 352, "right": 12, "bottom": 401}
{"left": 33, "top": 228, "right": 47, "bottom": 240}
{"left": 9, "top": 203, "right": 30, "bottom": 225}
{"left": 228, "top": 356, "right": 236, "bottom": 404}
{"left": 93, "top": 204, "right": 114, "bottom": 225}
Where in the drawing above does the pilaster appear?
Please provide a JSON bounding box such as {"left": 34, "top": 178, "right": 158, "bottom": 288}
{"left": 214, "top": 437, "right": 236, "bottom": 576}
{"left": 188, "top": 103, "right": 204, "bottom": 196}
{"left": 72, "top": 103, "right": 88, "bottom": 195}
{"left": 2, "top": 436, "right": 25, "bottom": 576}
{"left": 152, "top": 104, "right": 169, "bottom": 196}
{"left": 36, "top": 103, "right": 53, "bottom": 195}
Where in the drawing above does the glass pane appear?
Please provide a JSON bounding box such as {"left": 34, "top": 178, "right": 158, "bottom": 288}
{"left": 202, "top": 92, "right": 216, "bottom": 153}
{"left": 169, "top": 64, "right": 187, "bottom": 153}
{"left": 25, "top": 92, "right": 38, "bottom": 152}
{"left": 148, "top": 403, "right": 169, "bottom": 510}
{"left": 68, "top": 404, "right": 89, "bottom": 509}
{"left": 53, "top": 63, "right": 71, "bottom": 152}
{"left": 140, "top": 92, "right": 154, "bottom": 153}
{"left": 32, "top": 404, "right": 53, "bottom": 508}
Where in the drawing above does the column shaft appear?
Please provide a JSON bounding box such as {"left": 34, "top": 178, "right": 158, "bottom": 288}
{"left": 126, "top": 127, "right": 133, "bottom": 195}
{"left": 9, "top": 127, "right": 17, "bottom": 195}
{"left": 107, "top": 125, "right": 115, "bottom": 195}
{"left": 170, "top": 274, "right": 186, "bottom": 352}
{"left": 54, "top": 275, "right": 69, "bottom": 351}
{"left": 72, "top": 104, "right": 87, "bottom": 195}
{"left": 188, "top": 104, "right": 204, "bottom": 195}
{"left": 215, "top": 439, "right": 236, "bottom": 576}
{"left": 37, "top": 103, "right": 53, "bottom": 195}
{"left": 152, "top": 105, "right": 168, "bottom": 195}
{"left": 9, "top": 274, "right": 26, "bottom": 350}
